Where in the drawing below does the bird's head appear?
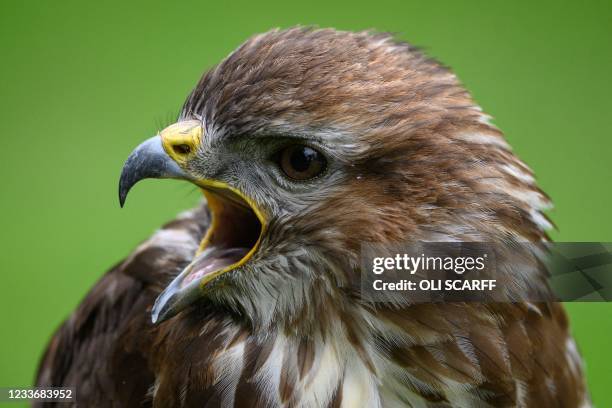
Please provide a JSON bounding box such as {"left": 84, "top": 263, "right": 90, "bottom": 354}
{"left": 119, "top": 28, "right": 550, "bottom": 331}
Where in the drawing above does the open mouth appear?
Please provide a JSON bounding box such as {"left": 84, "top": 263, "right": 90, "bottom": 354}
{"left": 150, "top": 182, "right": 265, "bottom": 323}
{"left": 180, "top": 183, "right": 265, "bottom": 289}
{"left": 118, "top": 129, "right": 267, "bottom": 323}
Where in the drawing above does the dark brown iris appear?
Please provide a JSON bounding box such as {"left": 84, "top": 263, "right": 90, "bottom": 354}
{"left": 278, "top": 145, "right": 326, "bottom": 180}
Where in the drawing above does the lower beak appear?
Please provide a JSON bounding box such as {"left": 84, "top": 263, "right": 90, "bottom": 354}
{"left": 151, "top": 187, "right": 264, "bottom": 323}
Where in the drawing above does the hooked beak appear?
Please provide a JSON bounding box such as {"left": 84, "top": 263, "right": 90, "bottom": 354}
{"left": 119, "top": 120, "right": 203, "bottom": 206}
{"left": 118, "top": 135, "right": 187, "bottom": 207}
{"left": 119, "top": 120, "right": 266, "bottom": 324}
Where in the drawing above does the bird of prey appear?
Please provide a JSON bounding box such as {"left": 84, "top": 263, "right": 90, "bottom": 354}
{"left": 36, "top": 27, "right": 589, "bottom": 407}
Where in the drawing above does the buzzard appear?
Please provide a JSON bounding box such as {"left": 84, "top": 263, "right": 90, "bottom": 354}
{"left": 36, "top": 27, "right": 589, "bottom": 407}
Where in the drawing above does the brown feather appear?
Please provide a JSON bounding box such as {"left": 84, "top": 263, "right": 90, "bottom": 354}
{"left": 37, "top": 27, "right": 588, "bottom": 407}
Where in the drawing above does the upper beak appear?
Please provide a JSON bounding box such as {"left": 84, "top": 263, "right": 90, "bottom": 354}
{"left": 118, "top": 120, "right": 202, "bottom": 207}
{"left": 118, "top": 136, "right": 187, "bottom": 207}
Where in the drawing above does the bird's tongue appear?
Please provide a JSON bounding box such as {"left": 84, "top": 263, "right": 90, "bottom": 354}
{"left": 181, "top": 246, "right": 249, "bottom": 288}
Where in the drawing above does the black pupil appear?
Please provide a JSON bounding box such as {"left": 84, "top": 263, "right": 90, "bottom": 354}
{"left": 290, "top": 146, "right": 317, "bottom": 173}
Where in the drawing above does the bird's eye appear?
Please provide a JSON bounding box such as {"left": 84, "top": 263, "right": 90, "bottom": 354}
{"left": 276, "top": 144, "right": 327, "bottom": 181}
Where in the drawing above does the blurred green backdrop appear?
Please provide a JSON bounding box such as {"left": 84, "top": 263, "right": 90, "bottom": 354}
{"left": 1, "top": 0, "right": 611, "bottom": 406}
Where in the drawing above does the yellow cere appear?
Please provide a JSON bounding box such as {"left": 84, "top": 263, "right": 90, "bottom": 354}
{"left": 160, "top": 120, "right": 203, "bottom": 165}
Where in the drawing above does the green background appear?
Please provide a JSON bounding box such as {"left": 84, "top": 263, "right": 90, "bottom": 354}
{"left": 1, "top": 0, "right": 611, "bottom": 405}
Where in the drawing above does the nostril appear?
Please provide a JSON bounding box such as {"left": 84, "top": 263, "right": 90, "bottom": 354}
{"left": 172, "top": 144, "right": 191, "bottom": 155}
